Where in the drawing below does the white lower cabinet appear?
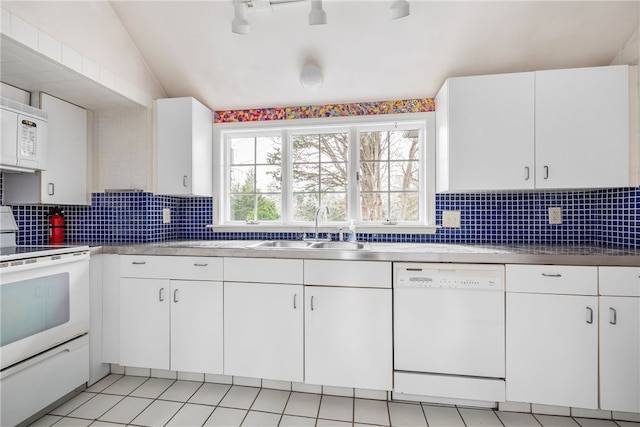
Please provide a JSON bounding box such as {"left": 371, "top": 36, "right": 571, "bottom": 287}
{"left": 599, "top": 267, "right": 640, "bottom": 413}
{"left": 505, "top": 265, "right": 599, "bottom": 409}
{"left": 224, "top": 282, "right": 303, "bottom": 382}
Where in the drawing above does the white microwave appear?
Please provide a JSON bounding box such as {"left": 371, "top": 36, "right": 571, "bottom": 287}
{"left": 1, "top": 97, "right": 48, "bottom": 173}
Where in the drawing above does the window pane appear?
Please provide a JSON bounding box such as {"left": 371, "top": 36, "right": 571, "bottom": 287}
{"left": 256, "top": 194, "right": 281, "bottom": 221}
{"left": 293, "top": 135, "right": 319, "bottom": 163}
{"left": 389, "top": 161, "right": 419, "bottom": 191}
{"left": 360, "top": 161, "right": 389, "bottom": 192}
{"left": 321, "top": 193, "right": 347, "bottom": 222}
{"left": 256, "top": 136, "right": 281, "bottom": 164}
{"left": 230, "top": 166, "right": 254, "bottom": 192}
{"left": 293, "top": 193, "right": 320, "bottom": 221}
{"left": 230, "top": 194, "right": 256, "bottom": 221}
{"left": 360, "top": 192, "right": 386, "bottom": 222}
{"left": 319, "top": 133, "right": 348, "bottom": 163}
{"left": 389, "top": 130, "right": 419, "bottom": 161}
{"left": 360, "top": 132, "right": 388, "bottom": 161}
{"left": 320, "top": 163, "right": 347, "bottom": 192}
{"left": 230, "top": 137, "right": 254, "bottom": 165}
{"left": 390, "top": 192, "right": 419, "bottom": 221}
{"left": 256, "top": 165, "right": 281, "bottom": 193}
{"left": 293, "top": 163, "right": 319, "bottom": 193}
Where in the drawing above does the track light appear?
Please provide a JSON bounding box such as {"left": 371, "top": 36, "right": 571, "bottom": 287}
{"left": 232, "top": 0, "right": 250, "bottom": 34}
{"left": 308, "top": 0, "right": 327, "bottom": 25}
{"left": 390, "top": 0, "right": 410, "bottom": 19}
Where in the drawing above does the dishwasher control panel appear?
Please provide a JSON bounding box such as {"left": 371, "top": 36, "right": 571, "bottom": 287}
{"left": 394, "top": 263, "right": 504, "bottom": 290}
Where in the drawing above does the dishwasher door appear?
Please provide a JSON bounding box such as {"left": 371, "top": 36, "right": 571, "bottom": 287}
{"left": 393, "top": 263, "right": 505, "bottom": 379}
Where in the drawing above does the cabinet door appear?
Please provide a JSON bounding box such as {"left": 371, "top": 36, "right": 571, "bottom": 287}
{"left": 437, "top": 72, "right": 535, "bottom": 192}
{"left": 119, "top": 278, "right": 170, "bottom": 370}
{"left": 535, "top": 65, "right": 629, "bottom": 189}
{"left": 305, "top": 287, "right": 392, "bottom": 390}
{"left": 224, "top": 282, "right": 303, "bottom": 382}
{"left": 506, "top": 293, "right": 598, "bottom": 408}
{"left": 39, "top": 93, "right": 88, "bottom": 205}
{"left": 600, "top": 296, "right": 640, "bottom": 413}
{"left": 171, "top": 280, "right": 223, "bottom": 374}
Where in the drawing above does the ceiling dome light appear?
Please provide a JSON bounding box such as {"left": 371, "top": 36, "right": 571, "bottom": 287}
{"left": 300, "top": 63, "right": 324, "bottom": 91}
{"left": 309, "top": 0, "right": 327, "bottom": 25}
{"left": 232, "top": 1, "right": 250, "bottom": 34}
{"left": 390, "top": 0, "right": 410, "bottom": 19}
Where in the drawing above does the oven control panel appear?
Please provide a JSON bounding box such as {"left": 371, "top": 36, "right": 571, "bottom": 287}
{"left": 394, "top": 263, "right": 504, "bottom": 290}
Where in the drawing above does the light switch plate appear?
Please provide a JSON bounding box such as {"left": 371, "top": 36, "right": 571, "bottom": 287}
{"left": 548, "top": 207, "right": 562, "bottom": 225}
{"left": 163, "top": 208, "right": 171, "bottom": 224}
{"left": 442, "top": 210, "right": 461, "bottom": 228}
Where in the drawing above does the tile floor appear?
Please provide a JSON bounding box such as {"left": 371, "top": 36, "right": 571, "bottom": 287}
{"left": 29, "top": 375, "right": 639, "bottom": 427}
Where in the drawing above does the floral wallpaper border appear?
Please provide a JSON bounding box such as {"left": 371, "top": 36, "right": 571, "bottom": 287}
{"left": 214, "top": 98, "right": 435, "bottom": 123}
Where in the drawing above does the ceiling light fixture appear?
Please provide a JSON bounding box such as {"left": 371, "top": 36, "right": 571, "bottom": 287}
{"left": 232, "top": 0, "right": 251, "bottom": 34}
{"left": 390, "top": 0, "right": 410, "bottom": 19}
{"left": 308, "top": 0, "right": 327, "bottom": 25}
{"left": 300, "top": 63, "right": 324, "bottom": 91}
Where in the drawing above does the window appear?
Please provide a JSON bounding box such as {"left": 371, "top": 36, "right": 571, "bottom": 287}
{"left": 215, "top": 114, "right": 435, "bottom": 231}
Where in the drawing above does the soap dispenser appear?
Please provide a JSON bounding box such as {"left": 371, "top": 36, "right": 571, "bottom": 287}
{"left": 348, "top": 219, "right": 357, "bottom": 242}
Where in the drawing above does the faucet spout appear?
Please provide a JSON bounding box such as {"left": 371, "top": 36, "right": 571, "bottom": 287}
{"left": 314, "top": 205, "right": 330, "bottom": 240}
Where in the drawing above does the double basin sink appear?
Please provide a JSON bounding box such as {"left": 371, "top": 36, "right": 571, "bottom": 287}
{"left": 247, "top": 240, "right": 370, "bottom": 251}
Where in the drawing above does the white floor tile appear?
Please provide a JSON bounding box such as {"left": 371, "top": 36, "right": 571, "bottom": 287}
{"left": 49, "top": 393, "right": 95, "bottom": 416}
{"left": 130, "top": 399, "right": 183, "bottom": 427}
{"left": 158, "top": 380, "right": 202, "bottom": 402}
{"left": 241, "top": 410, "right": 281, "bottom": 426}
{"left": 284, "top": 392, "right": 321, "bottom": 418}
{"left": 616, "top": 422, "right": 640, "bottom": 427}
{"left": 151, "top": 368, "right": 177, "bottom": 379}
{"left": 572, "top": 408, "right": 612, "bottom": 419}
{"left": 27, "top": 414, "right": 62, "bottom": 426}
{"left": 205, "top": 373, "right": 233, "bottom": 384}
{"left": 67, "top": 394, "right": 123, "bottom": 420}
{"left": 204, "top": 407, "right": 247, "bottom": 427}
{"left": 125, "top": 367, "right": 151, "bottom": 377}
{"left": 130, "top": 378, "right": 175, "bottom": 399}
{"left": 178, "top": 371, "right": 205, "bottom": 382}
{"left": 388, "top": 402, "right": 427, "bottom": 427}
{"left": 85, "top": 375, "right": 123, "bottom": 393}
{"left": 292, "top": 382, "right": 322, "bottom": 394}
{"left": 218, "top": 385, "right": 260, "bottom": 410}
{"left": 189, "top": 382, "right": 232, "bottom": 406}
{"left": 98, "top": 396, "right": 152, "bottom": 424}
{"left": 355, "top": 388, "right": 388, "bottom": 401}
{"left": 574, "top": 418, "right": 619, "bottom": 427}
{"left": 166, "top": 402, "right": 215, "bottom": 426}
{"left": 322, "top": 385, "right": 354, "bottom": 397}
{"left": 318, "top": 395, "right": 353, "bottom": 422}
{"left": 87, "top": 421, "right": 125, "bottom": 427}
{"left": 533, "top": 404, "right": 572, "bottom": 417}
{"left": 614, "top": 412, "right": 640, "bottom": 423}
{"left": 496, "top": 411, "right": 542, "bottom": 427}
{"left": 279, "top": 415, "right": 317, "bottom": 427}
{"left": 458, "top": 408, "right": 503, "bottom": 427}
{"left": 251, "top": 389, "right": 290, "bottom": 414}
{"left": 51, "top": 417, "right": 92, "bottom": 426}
{"left": 422, "top": 404, "right": 465, "bottom": 427}
{"left": 354, "top": 398, "right": 390, "bottom": 426}
{"left": 234, "top": 376, "right": 262, "bottom": 387}
{"left": 262, "top": 379, "right": 292, "bottom": 391}
{"left": 101, "top": 375, "right": 147, "bottom": 396}
{"left": 534, "top": 414, "right": 581, "bottom": 427}
{"left": 316, "top": 419, "right": 352, "bottom": 427}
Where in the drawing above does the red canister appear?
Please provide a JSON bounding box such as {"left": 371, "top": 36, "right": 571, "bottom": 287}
{"left": 49, "top": 208, "right": 65, "bottom": 244}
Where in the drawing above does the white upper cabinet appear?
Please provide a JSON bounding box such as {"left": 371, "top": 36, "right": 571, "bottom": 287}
{"left": 156, "top": 97, "right": 213, "bottom": 196}
{"left": 4, "top": 93, "right": 88, "bottom": 205}
{"left": 437, "top": 65, "right": 636, "bottom": 192}
{"left": 436, "top": 72, "right": 535, "bottom": 192}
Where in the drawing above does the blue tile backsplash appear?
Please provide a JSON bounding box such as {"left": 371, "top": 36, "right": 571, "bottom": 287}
{"left": 1, "top": 174, "right": 638, "bottom": 248}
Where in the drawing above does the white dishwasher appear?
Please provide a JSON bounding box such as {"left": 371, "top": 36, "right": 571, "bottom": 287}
{"left": 393, "top": 263, "right": 506, "bottom": 404}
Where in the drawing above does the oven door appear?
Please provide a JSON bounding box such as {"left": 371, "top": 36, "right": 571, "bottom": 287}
{"left": 0, "top": 252, "right": 89, "bottom": 370}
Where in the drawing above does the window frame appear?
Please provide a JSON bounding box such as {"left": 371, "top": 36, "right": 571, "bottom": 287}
{"left": 212, "top": 112, "right": 437, "bottom": 234}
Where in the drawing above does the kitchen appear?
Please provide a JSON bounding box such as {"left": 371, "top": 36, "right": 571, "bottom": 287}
{"left": 0, "top": 1, "right": 639, "bottom": 426}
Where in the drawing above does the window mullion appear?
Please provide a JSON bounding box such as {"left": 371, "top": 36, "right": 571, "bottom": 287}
{"left": 348, "top": 126, "right": 359, "bottom": 222}
{"left": 281, "top": 129, "right": 291, "bottom": 223}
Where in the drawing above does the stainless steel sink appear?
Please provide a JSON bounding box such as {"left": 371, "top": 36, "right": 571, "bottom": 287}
{"left": 247, "top": 240, "right": 370, "bottom": 250}
{"left": 309, "top": 241, "right": 370, "bottom": 250}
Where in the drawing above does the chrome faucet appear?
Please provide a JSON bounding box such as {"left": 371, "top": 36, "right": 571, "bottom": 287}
{"left": 313, "top": 205, "right": 330, "bottom": 241}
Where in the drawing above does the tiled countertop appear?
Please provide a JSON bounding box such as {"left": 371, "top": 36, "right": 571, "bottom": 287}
{"left": 97, "top": 240, "right": 640, "bottom": 266}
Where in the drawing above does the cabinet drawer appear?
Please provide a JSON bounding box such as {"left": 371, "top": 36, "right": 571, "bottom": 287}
{"left": 600, "top": 267, "right": 640, "bottom": 296}
{"left": 120, "top": 256, "right": 222, "bottom": 281}
{"left": 506, "top": 264, "right": 597, "bottom": 295}
{"left": 224, "top": 258, "right": 303, "bottom": 284}
{"left": 304, "top": 260, "right": 391, "bottom": 288}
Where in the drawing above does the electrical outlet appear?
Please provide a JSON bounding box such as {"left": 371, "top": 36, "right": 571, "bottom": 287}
{"left": 442, "top": 210, "right": 461, "bottom": 228}
{"left": 548, "top": 207, "right": 562, "bottom": 225}
{"left": 163, "top": 208, "right": 171, "bottom": 224}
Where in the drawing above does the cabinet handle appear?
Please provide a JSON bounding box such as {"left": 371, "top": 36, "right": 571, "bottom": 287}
{"left": 293, "top": 294, "right": 297, "bottom": 309}
{"left": 132, "top": 261, "right": 146, "bottom": 265}
{"left": 183, "top": 175, "right": 188, "bottom": 187}
{"left": 609, "top": 307, "right": 617, "bottom": 325}
{"left": 159, "top": 287, "right": 165, "bottom": 302}
{"left": 174, "top": 289, "right": 179, "bottom": 303}
{"left": 524, "top": 166, "right": 530, "bottom": 181}
{"left": 193, "top": 263, "right": 208, "bottom": 267}
{"left": 586, "top": 306, "right": 593, "bottom": 324}
{"left": 310, "top": 296, "right": 315, "bottom": 311}
{"left": 543, "top": 166, "right": 549, "bottom": 180}
{"left": 47, "top": 182, "right": 55, "bottom": 195}
{"left": 541, "top": 273, "right": 562, "bottom": 278}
